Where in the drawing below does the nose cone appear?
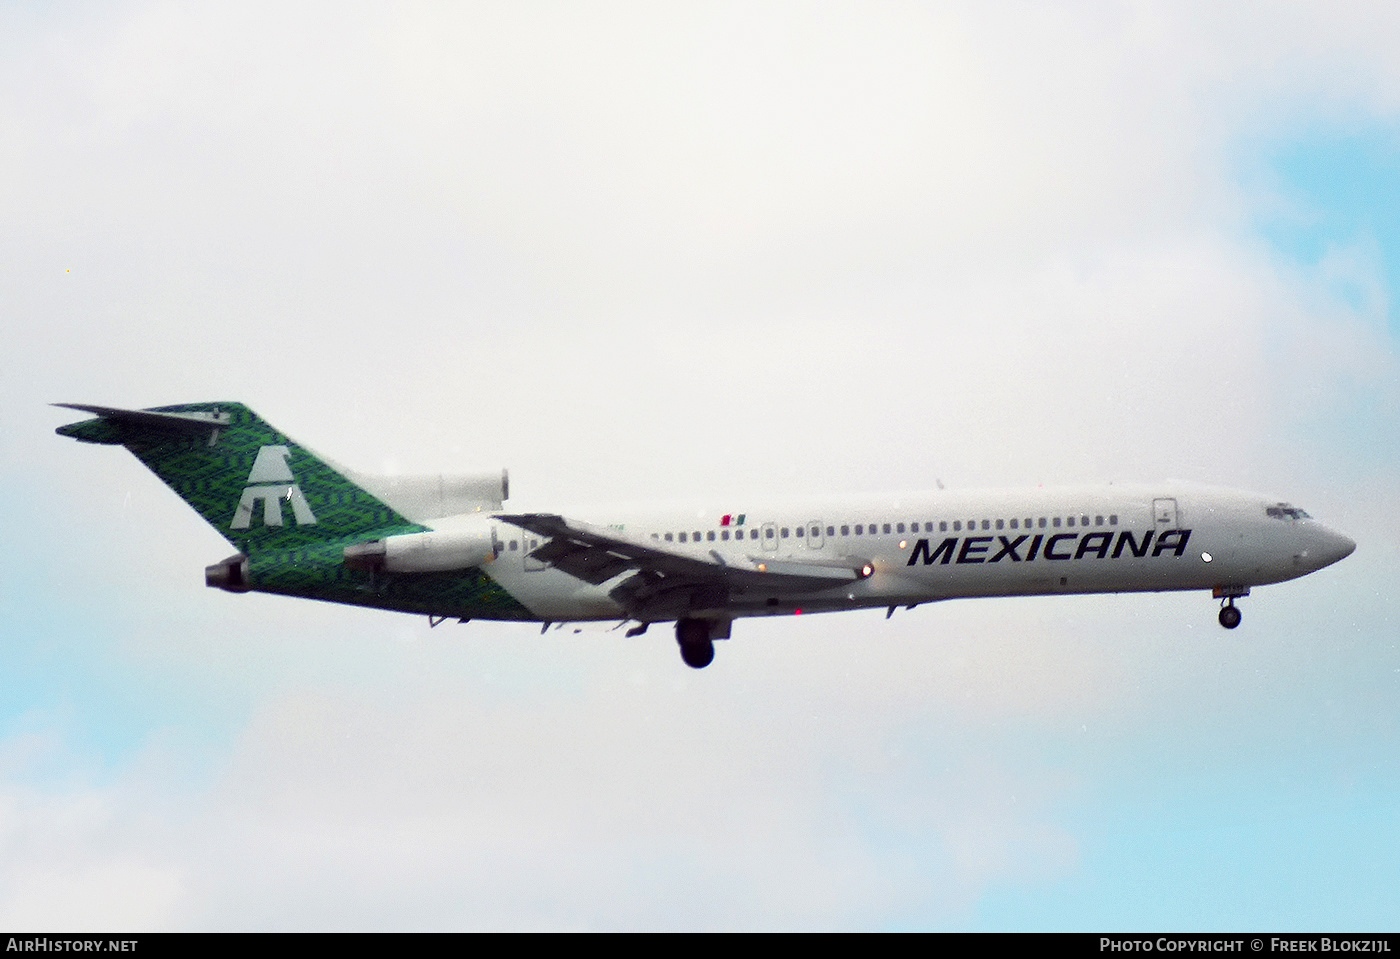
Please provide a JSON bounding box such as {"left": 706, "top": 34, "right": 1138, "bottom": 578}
{"left": 1308, "top": 524, "right": 1356, "bottom": 571}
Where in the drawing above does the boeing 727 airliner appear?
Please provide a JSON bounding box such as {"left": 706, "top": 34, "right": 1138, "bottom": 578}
{"left": 56, "top": 402, "right": 1356, "bottom": 668}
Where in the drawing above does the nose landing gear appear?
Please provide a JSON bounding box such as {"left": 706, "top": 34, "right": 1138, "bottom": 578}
{"left": 1213, "top": 585, "right": 1249, "bottom": 629}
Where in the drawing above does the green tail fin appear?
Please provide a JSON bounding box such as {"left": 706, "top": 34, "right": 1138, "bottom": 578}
{"left": 56, "top": 402, "right": 419, "bottom": 553}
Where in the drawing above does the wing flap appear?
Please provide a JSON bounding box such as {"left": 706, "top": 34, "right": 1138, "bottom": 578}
{"left": 744, "top": 556, "right": 864, "bottom": 582}
{"left": 532, "top": 539, "right": 636, "bottom": 586}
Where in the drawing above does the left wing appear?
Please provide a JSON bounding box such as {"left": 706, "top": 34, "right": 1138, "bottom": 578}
{"left": 496, "top": 513, "right": 869, "bottom": 617}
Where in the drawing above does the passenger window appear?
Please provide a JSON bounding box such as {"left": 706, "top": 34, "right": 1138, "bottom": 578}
{"left": 981, "top": 520, "right": 990, "bottom": 531}
{"left": 765, "top": 528, "right": 774, "bottom": 539}
{"left": 693, "top": 531, "right": 701, "bottom": 541}
{"left": 1053, "top": 517, "right": 1061, "bottom": 528}
{"left": 679, "top": 532, "right": 687, "bottom": 542}
{"left": 1095, "top": 515, "right": 1104, "bottom": 526}
{"left": 855, "top": 524, "right": 863, "bottom": 535}
{"left": 896, "top": 523, "right": 905, "bottom": 534}
{"left": 1081, "top": 516, "right": 1090, "bottom": 526}
{"left": 781, "top": 528, "right": 789, "bottom": 537}
{"left": 651, "top": 533, "right": 659, "bottom": 540}
{"left": 953, "top": 521, "right": 961, "bottom": 532}
{"left": 841, "top": 525, "right": 850, "bottom": 536}
{"left": 1067, "top": 517, "right": 1075, "bottom": 527}
{"left": 1010, "top": 518, "right": 1018, "bottom": 529}
{"left": 940, "top": 521, "right": 948, "bottom": 532}
{"left": 996, "top": 519, "right": 1004, "bottom": 530}
{"left": 664, "top": 533, "right": 673, "bottom": 542}
{"left": 882, "top": 523, "right": 891, "bottom": 534}
{"left": 707, "top": 531, "right": 715, "bottom": 541}
{"left": 509, "top": 541, "right": 518, "bottom": 551}
{"left": 1110, "top": 514, "right": 1118, "bottom": 525}
{"left": 1038, "top": 517, "right": 1046, "bottom": 528}
{"left": 721, "top": 530, "right": 729, "bottom": 541}
{"left": 826, "top": 526, "right": 834, "bottom": 536}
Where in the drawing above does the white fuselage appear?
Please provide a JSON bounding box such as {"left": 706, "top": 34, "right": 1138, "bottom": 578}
{"left": 467, "top": 481, "right": 1355, "bottom": 622}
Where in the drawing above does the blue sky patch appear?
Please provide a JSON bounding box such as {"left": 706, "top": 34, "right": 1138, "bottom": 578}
{"left": 1253, "top": 128, "right": 1400, "bottom": 325}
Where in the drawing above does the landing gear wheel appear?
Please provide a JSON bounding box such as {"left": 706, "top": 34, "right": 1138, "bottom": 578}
{"left": 1218, "top": 603, "right": 1242, "bottom": 629}
{"left": 675, "top": 618, "right": 716, "bottom": 669}
{"left": 679, "top": 639, "right": 715, "bottom": 669}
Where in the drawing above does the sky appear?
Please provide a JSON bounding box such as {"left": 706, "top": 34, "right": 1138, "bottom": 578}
{"left": 1, "top": 0, "right": 1397, "bottom": 931}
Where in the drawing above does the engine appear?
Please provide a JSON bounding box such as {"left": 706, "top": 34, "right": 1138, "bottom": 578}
{"left": 342, "top": 517, "right": 499, "bottom": 574}
{"left": 344, "top": 469, "right": 509, "bottom": 521}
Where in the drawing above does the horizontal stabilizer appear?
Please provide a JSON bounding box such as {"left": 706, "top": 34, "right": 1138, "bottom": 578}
{"left": 53, "top": 401, "right": 419, "bottom": 553}
{"left": 54, "top": 403, "right": 231, "bottom": 444}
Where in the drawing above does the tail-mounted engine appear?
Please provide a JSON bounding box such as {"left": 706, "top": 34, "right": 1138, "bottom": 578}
{"left": 342, "top": 517, "right": 499, "bottom": 574}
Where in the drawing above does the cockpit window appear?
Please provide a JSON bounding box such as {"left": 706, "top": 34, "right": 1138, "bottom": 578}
{"left": 1266, "top": 503, "right": 1312, "bottom": 521}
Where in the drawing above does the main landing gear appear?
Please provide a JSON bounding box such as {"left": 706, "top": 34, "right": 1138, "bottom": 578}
{"left": 675, "top": 618, "right": 716, "bottom": 669}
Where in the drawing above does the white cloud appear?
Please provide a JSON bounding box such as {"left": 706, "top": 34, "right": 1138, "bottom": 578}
{"left": 0, "top": 669, "right": 1083, "bottom": 929}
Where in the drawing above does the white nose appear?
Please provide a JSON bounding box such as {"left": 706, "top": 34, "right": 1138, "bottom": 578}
{"left": 1314, "top": 526, "right": 1356, "bottom": 568}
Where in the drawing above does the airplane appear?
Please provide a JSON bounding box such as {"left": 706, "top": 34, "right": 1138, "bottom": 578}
{"left": 55, "top": 401, "right": 1356, "bottom": 669}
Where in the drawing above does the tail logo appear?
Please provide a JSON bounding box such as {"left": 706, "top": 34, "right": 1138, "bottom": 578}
{"left": 230, "top": 445, "right": 318, "bottom": 529}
